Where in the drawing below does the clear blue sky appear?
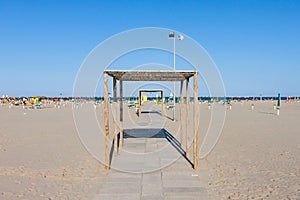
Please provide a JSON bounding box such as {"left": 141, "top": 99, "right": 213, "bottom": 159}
{"left": 0, "top": 0, "right": 299, "bottom": 97}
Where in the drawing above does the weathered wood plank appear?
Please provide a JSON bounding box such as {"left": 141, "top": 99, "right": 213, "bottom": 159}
{"left": 113, "top": 78, "right": 118, "bottom": 155}
{"left": 119, "top": 80, "right": 124, "bottom": 147}
{"left": 180, "top": 80, "right": 184, "bottom": 147}
{"left": 104, "top": 70, "right": 196, "bottom": 81}
{"left": 161, "top": 91, "right": 164, "bottom": 116}
{"left": 104, "top": 72, "right": 110, "bottom": 170}
{"left": 186, "top": 78, "right": 190, "bottom": 158}
{"left": 193, "top": 73, "right": 199, "bottom": 170}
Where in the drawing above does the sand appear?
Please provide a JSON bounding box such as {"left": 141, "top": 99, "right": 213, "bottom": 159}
{"left": 0, "top": 100, "right": 299, "bottom": 199}
{"left": 200, "top": 101, "right": 300, "bottom": 200}
{"left": 0, "top": 103, "right": 106, "bottom": 199}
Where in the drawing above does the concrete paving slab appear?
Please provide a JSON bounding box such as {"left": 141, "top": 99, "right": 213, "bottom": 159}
{"left": 98, "top": 182, "right": 141, "bottom": 194}
{"left": 93, "top": 194, "right": 141, "bottom": 200}
{"left": 141, "top": 194, "right": 163, "bottom": 200}
{"left": 95, "top": 102, "right": 208, "bottom": 199}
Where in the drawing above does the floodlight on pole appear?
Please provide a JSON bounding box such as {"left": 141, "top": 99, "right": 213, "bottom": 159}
{"left": 178, "top": 34, "right": 184, "bottom": 40}
{"left": 169, "top": 31, "right": 175, "bottom": 38}
{"left": 168, "top": 31, "right": 184, "bottom": 121}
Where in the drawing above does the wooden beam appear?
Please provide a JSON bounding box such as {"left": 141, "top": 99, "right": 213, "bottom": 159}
{"left": 119, "top": 80, "right": 124, "bottom": 147}
{"left": 104, "top": 70, "right": 196, "bottom": 81}
{"left": 186, "top": 78, "right": 190, "bottom": 158}
{"left": 193, "top": 73, "right": 199, "bottom": 170}
{"left": 139, "top": 89, "right": 164, "bottom": 93}
{"left": 180, "top": 80, "right": 184, "bottom": 147}
{"left": 113, "top": 78, "right": 118, "bottom": 155}
{"left": 104, "top": 72, "right": 110, "bottom": 170}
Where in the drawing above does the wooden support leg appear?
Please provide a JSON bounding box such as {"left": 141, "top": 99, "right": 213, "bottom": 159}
{"left": 119, "top": 80, "right": 124, "bottom": 147}
{"left": 138, "top": 90, "right": 141, "bottom": 116}
{"left": 186, "top": 78, "right": 190, "bottom": 158}
{"left": 104, "top": 73, "right": 110, "bottom": 170}
{"left": 193, "top": 73, "right": 199, "bottom": 170}
{"left": 161, "top": 91, "right": 164, "bottom": 116}
{"left": 113, "top": 78, "right": 118, "bottom": 155}
{"left": 180, "top": 80, "right": 184, "bottom": 147}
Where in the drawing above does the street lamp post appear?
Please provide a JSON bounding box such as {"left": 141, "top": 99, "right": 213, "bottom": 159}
{"left": 169, "top": 31, "right": 184, "bottom": 121}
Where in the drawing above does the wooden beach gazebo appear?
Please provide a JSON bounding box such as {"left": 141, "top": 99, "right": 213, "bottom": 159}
{"left": 138, "top": 89, "right": 164, "bottom": 116}
{"left": 103, "top": 70, "right": 199, "bottom": 170}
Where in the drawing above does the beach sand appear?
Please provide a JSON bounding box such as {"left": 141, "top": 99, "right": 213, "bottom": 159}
{"left": 0, "top": 101, "right": 299, "bottom": 199}
{"left": 200, "top": 101, "right": 300, "bottom": 199}
{"left": 0, "top": 103, "right": 106, "bottom": 199}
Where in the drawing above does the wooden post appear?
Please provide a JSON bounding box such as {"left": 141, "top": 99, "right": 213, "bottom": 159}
{"left": 138, "top": 90, "right": 141, "bottom": 106}
{"left": 104, "top": 73, "right": 110, "bottom": 170}
{"left": 186, "top": 78, "right": 190, "bottom": 158}
{"left": 180, "top": 80, "right": 184, "bottom": 147}
{"left": 113, "top": 78, "right": 118, "bottom": 155}
{"left": 119, "top": 80, "right": 124, "bottom": 147}
{"left": 161, "top": 91, "right": 164, "bottom": 116}
{"left": 193, "top": 73, "right": 199, "bottom": 170}
{"left": 139, "top": 91, "right": 142, "bottom": 116}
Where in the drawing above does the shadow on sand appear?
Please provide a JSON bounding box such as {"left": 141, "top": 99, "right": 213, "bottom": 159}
{"left": 109, "top": 128, "right": 194, "bottom": 168}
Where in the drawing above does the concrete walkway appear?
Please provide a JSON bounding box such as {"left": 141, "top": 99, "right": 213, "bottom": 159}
{"left": 94, "top": 145, "right": 208, "bottom": 200}
{"left": 94, "top": 102, "right": 208, "bottom": 199}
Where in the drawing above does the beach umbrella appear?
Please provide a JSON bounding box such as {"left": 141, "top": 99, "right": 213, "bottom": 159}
{"left": 276, "top": 93, "right": 281, "bottom": 116}
{"left": 277, "top": 93, "right": 281, "bottom": 107}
